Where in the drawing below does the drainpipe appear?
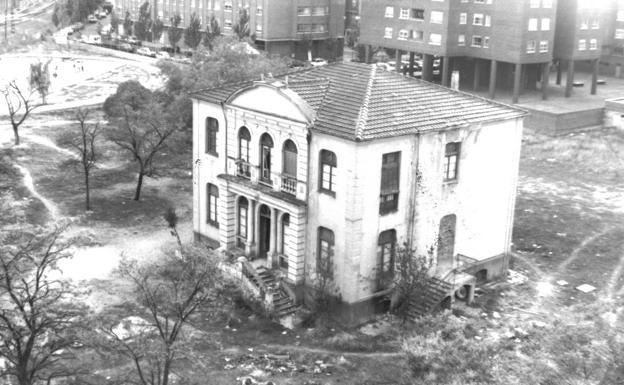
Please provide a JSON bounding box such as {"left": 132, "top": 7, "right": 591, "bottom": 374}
{"left": 406, "top": 133, "right": 421, "bottom": 250}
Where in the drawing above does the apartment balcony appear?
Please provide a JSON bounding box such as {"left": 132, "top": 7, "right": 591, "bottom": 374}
{"left": 280, "top": 174, "right": 297, "bottom": 195}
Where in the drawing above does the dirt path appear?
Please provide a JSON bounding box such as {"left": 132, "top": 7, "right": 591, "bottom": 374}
{"left": 13, "top": 163, "right": 60, "bottom": 220}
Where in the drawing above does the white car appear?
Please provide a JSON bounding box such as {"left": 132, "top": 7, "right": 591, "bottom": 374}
{"left": 137, "top": 47, "right": 156, "bottom": 57}
{"left": 310, "top": 57, "right": 328, "bottom": 67}
{"left": 155, "top": 51, "right": 171, "bottom": 60}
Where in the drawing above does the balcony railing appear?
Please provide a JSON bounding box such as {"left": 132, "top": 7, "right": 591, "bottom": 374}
{"left": 280, "top": 174, "right": 297, "bottom": 195}
{"left": 235, "top": 159, "right": 252, "bottom": 179}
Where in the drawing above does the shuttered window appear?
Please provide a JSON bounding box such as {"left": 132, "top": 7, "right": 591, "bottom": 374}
{"left": 380, "top": 152, "right": 400, "bottom": 214}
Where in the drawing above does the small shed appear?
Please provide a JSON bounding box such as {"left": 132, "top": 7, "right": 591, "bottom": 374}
{"left": 605, "top": 97, "right": 624, "bottom": 130}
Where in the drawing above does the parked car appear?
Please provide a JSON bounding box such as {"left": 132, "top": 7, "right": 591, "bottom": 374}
{"left": 155, "top": 51, "right": 171, "bottom": 60}
{"left": 288, "top": 59, "right": 305, "bottom": 68}
{"left": 174, "top": 56, "right": 192, "bottom": 65}
{"left": 310, "top": 57, "right": 328, "bottom": 67}
{"left": 127, "top": 36, "right": 140, "bottom": 45}
{"left": 82, "top": 34, "right": 101, "bottom": 44}
{"left": 71, "top": 22, "right": 84, "bottom": 31}
{"left": 137, "top": 47, "right": 156, "bottom": 57}
{"left": 87, "top": 14, "right": 97, "bottom": 23}
{"left": 119, "top": 42, "right": 134, "bottom": 52}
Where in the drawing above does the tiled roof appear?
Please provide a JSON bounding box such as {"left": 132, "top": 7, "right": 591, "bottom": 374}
{"left": 191, "top": 62, "right": 527, "bottom": 141}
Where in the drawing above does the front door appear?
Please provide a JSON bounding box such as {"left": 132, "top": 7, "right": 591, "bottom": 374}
{"left": 258, "top": 205, "right": 271, "bottom": 259}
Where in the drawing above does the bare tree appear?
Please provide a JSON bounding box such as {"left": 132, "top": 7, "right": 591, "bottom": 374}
{"left": 29, "top": 60, "right": 52, "bottom": 105}
{"left": 98, "top": 248, "right": 223, "bottom": 385}
{"left": 1, "top": 81, "right": 39, "bottom": 146}
{"left": 0, "top": 225, "right": 86, "bottom": 385}
{"left": 59, "top": 108, "right": 100, "bottom": 211}
{"left": 163, "top": 207, "right": 182, "bottom": 249}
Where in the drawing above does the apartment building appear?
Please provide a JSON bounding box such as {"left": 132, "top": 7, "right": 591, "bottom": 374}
{"left": 553, "top": 0, "right": 604, "bottom": 96}
{"left": 601, "top": 0, "right": 624, "bottom": 78}
{"left": 113, "top": 0, "right": 346, "bottom": 60}
{"left": 358, "top": 0, "right": 558, "bottom": 103}
{"left": 190, "top": 62, "right": 526, "bottom": 320}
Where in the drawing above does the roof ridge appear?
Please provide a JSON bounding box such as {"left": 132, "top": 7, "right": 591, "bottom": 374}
{"left": 354, "top": 65, "right": 376, "bottom": 141}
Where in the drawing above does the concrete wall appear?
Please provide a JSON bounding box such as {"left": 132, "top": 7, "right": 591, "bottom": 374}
{"left": 524, "top": 107, "right": 604, "bottom": 135}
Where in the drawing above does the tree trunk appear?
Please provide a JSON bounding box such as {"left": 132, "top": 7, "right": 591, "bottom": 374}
{"left": 162, "top": 359, "right": 172, "bottom": 385}
{"left": 84, "top": 168, "right": 90, "bottom": 210}
{"left": 13, "top": 124, "right": 20, "bottom": 145}
{"left": 134, "top": 171, "right": 144, "bottom": 201}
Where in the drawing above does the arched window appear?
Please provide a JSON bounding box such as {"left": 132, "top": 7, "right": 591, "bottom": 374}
{"left": 317, "top": 227, "right": 335, "bottom": 279}
{"left": 205, "top": 117, "right": 218, "bottom": 155}
{"left": 282, "top": 140, "right": 298, "bottom": 177}
{"left": 238, "top": 127, "right": 251, "bottom": 178}
{"left": 206, "top": 183, "right": 219, "bottom": 226}
{"left": 319, "top": 150, "right": 337, "bottom": 195}
{"left": 259, "top": 133, "right": 274, "bottom": 183}
{"left": 237, "top": 196, "right": 248, "bottom": 248}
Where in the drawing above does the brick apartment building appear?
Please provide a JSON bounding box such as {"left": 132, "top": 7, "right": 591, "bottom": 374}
{"left": 601, "top": 0, "right": 624, "bottom": 77}
{"left": 113, "top": 0, "right": 346, "bottom": 60}
{"left": 358, "top": 0, "right": 611, "bottom": 103}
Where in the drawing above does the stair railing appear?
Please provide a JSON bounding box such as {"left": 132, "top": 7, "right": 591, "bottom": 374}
{"left": 240, "top": 259, "right": 268, "bottom": 299}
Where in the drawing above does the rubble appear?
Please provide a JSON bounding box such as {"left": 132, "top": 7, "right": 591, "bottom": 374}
{"left": 507, "top": 270, "right": 528, "bottom": 285}
{"left": 556, "top": 280, "right": 569, "bottom": 286}
{"left": 575, "top": 284, "right": 596, "bottom": 293}
{"left": 226, "top": 351, "right": 336, "bottom": 382}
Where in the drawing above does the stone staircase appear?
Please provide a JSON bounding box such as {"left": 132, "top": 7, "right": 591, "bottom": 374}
{"left": 407, "top": 276, "right": 454, "bottom": 318}
{"left": 254, "top": 266, "right": 298, "bottom": 318}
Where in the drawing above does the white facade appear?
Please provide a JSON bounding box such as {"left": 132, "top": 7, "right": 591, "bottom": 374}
{"left": 192, "top": 73, "right": 524, "bottom": 309}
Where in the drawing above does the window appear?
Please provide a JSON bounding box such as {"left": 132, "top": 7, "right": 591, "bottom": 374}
{"left": 311, "top": 24, "right": 326, "bottom": 32}
{"left": 459, "top": 12, "right": 467, "bottom": 24}
{"left": 472, "top": 35, "right": 483, "bottom": 47}
{"left": 205, "top": 117, "right": 218, "bottom": 155}
{"left": 282, "top": 140, "right": 297, "bottom": 177}
{"left": 429, "top": 33, "right": 442, "bottom": 45}
{"left": 317, "top": 227, "right": 334, "bottom": 279}
{"left": 458, "top": 34, "right": 466, "bottom": 46}
{"left": 591, "top": 18, "right": 599, "bottom": 29}
{"left": 539, "top": 40, "right": 548, "bottom": 53}
{"left": 473, "top": 13, "right": 484, "bottom": 26}
{"left": 527, "top": 39, "right": 536, "bottom": 53}
{"left": 380, "top": 152, "right": 400, "bottom": 214}
{"left": 475, "top": 0, "right": 485, "bottom": 3}
{"left": 542, "top": 0, "right": 552, "bottom": 7}
{"left": 384, "top": 27, "right": 393, "bottom": 39}
{"left": 541, "top": 18, "right": 550, "bottom": 31}
{"left": 530, "top": 0, "right": 540, "bottom": 8}
{"left": 616, "top": 29, "right": 624, "bottom": 39}
{"left": 297, "top": 24, "right": 311, "bottom": 32}
{"left": 444, "top": 143, "right": 460, "bottom": 181}
{"left": 485, "top": 15, "right": 491, "bottom": 27}
{"left": 377, "top": 229, "right": 396, "bottom": 290}
{"left": 312, "top": 6, "right": 326, "bottom": 16}
{"left": 398, "top": 29, "right": 409, "bottom": 40}
{"left": 590, "top": 38, "right": 597, "bottom": 50}
{"left": 483, "top": 36, "right": 490, "bottom": 48}
{"left": 579, "top": 39, "right": 587, "bottom": 51}
{"left": 528, "top": 18, "right": 538, "bottom": 31}
{"left": 224, "top": 19, "right": 232, "bottom": 28}
{"left": 618, "top": 10, "right": 624, "bottom": 22}
{"left": 399, "top": 8, "right": 409, "bottom": 19}
{"left": 430, "top": 11, "right": 443, "bottom": 24}
{"left": 411, "top": 8, "right": 424, "bottom": 20}
{"left": 580, "top": 18, "right": 588, "bottom": 30}
{"left": 411, "top": 30, "right": 424, "bottom": 41}
{"left": 259, "top": 133, "right": 273, "bottom": 184}
{"left": 297, "top": 7, "right": 311, "bottom": 16}
{"left": 237, "top": 197, "right": 248, "bottom": 248}
{"left": 237, "top": 127, "right": 251, "bottom": 178}
{"left": 224, "top": 0, "right": 232, "bottom": 11}
{"left": 384, "top": 6, "right": 394, "bottom": 18}
{"left": 207, "top": 183, "right": 219, "bottom": 226}
{"left": 256, "top": 6, "right": 262, "bottom": 15}
{"left": 256, "top": 23, "right": 262, "bottom": 33}
{"left": 319, "top": 150, "right": 337, "bottom": 195}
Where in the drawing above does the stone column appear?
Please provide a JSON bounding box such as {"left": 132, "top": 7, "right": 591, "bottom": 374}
{"left": 590, "top": 58, "right": 599, "bottom": 95}
{"left": 441, "top": 56, "right": 450, "bottom": 87}
{"left": 541, "top": 62, "right": 550, "bottom": 100}
{"left": 267, "top": 207, "right": 278, "bottom": 268}
{"left": 473, "top": 59, "right": 481, "bottom": 91}
{"left": 512, "top": 62, "right": 522, "bottom": 104}
{"left": 395, "top": 49, "right": 402, "bottom": 73}
{"left": 565, "top": 59, "right": 575, "bottom": 98}
{"left": 556, "top": 60, "right": 562, "bottom": 85}
{"left": 488, "top": 59, "right": 497, "bottom": 99}
{"left": 245, "top": 199, "right": 256, "bottom": 256}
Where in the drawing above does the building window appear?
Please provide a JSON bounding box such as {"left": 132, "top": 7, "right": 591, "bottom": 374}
{"left": 616, "top": 29, "right": 624, "bottom": 39}
{"left": 380, "top": 152, "right": 400, "bottom": 214}
{"left": 224, "top": 19, "right": 232, "bottom": 28}
{"left": 205, "top": 117, "right": 218, "bottom": 155}
{"left": 317, "top": 227, "right": 334, "bottom": 280}
{"left": 297, "top": 7, "right": 311, "bottom": 16}
{"left": 256, "top": 23, "right": 262, "bottom": 34}
{"left": 237, "top": 127, "right": 251, "bottom": 178}
{"left": 282, "top": 140, "right": 297, "bottom": 177}
{"left": 207, "top": 183, "right": 219, "bottom": 226}
{"left": 384, "top": 27, "right": 393, "bottom": 39}
{"left": 542, "top": 0, "right": 552, "bottom": 7}
{"left": 475, "top": 0, "right": 485, "bottom": 3}
{"left": 384, "top": 6, "right": 394, "bottom": 18}
{"left": 484, "top": 36, "right": 490, "bottom": 48}
{"left": 591, "top": 18, "right": 599, "bottom": 30}
{"left": 473, "top": 13, "right": 484, "bottom": 26}
{"left": 459, "top": 12, "right": 467, "bottom": 25}
{"left": 429, "top": 33, "right": 442, "bottom": 45}
{"left": 589, "top": 38, "right": 597, "bottom": 50}
{"left": 312, "top": 6, "right": 327, "bottom": 16}
{"left": 529, "top": 0, "right": 540, "bottom": 8}
{"left": 411, "top": 8, "right": 424, "bottom": 20}
{"left": 398, "top": 29, "right": 409, "bottom": 40}
{"left": 579, "top": 39, "right": 587, "bottom": 51}
{"left": 430, "top": 11, "right": 443, "bottom": 24}
{"left": 527, "top": 39, "right": 536, "bottom": 53}
{"left": 458, "top": 34, "right": 466, "bottom": 46}
{"left": 485, "top": 15, "right": 491, "bottom": 27}
{"left": 541, "top": 18, "right": 550, "bottom": 31}
{"left": 618, "top": 10, "right": 624, "bottom": 22}
{"left": 377, "top": 229, "right": 396, "bottom": 290}
{"left": 224, "top": 0, "right": 232, "bottom": 11}
{"left": 444, "top": 142, "right": 460, "bottom": 181}
{"left": 297, "top": 24, "right": 311, "bottom": 32}
{"left": 256, "top": 6, "right": 263, "bottom": 15}
{"left": 237, "top": 196, "right": 248, "bottom": 248}
{"left": 259, "top": 133, "right": 273, "bottom": 184}
{"left": 319, "top": 150, "right": 337, "bottom": 195}
{"left": 411, "top": 30, "right": 424, "bottom": 41}
{"left": 472, "top": 35, "right": 483, "bottom": 47}
{"left": 399, "top": 8, "right": 409, "bottom": 19}
{"left": 539, "top": 40, "right": 548, "bottom": 53}
{"left": 311, "top": 24, "right": 326, "bottom": 32}
{"left": 528, "top": 18, "right": 538, "bottom": 31}
{"left": 580, "top": 18, "right": 588, "bottom": 30}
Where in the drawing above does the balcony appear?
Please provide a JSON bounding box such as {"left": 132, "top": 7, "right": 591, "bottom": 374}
{"left": 280, "top": 174, "right": 297, "bottom": 195}
{"left": 235, "top": 159, "right": 252, "bottom": 179}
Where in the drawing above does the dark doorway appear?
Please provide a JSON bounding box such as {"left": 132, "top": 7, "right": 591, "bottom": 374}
{"left": 259, "top": 205, "right": 271, "bottom": 259}
{"left": 437, "top": 214, "right": 457, "bottom": 271}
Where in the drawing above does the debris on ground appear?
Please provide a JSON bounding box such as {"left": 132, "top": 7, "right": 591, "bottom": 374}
{"left": 575, "top": 284, "right": 596, "bottom": 293}
{"left": 556, "top": 280, "right": 569, "bottom": 286}
{"left": 226, "top": 352, "right": 336, "bottom": 382}
{"left": 507, "top": 270, "right": 528, "bottom": 285}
